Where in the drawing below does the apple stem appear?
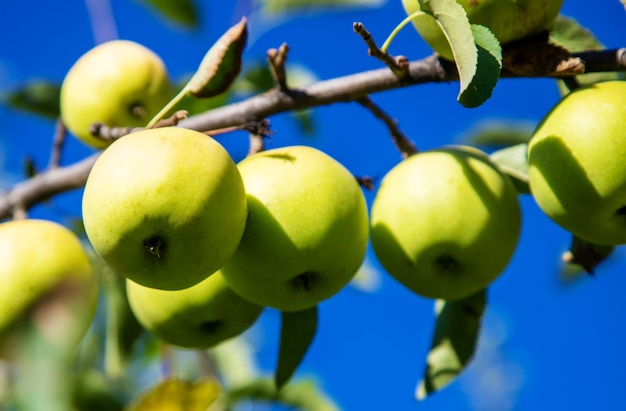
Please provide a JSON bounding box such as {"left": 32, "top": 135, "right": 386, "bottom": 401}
{"left": 381, "top": 10, "right": 427, "bottom": 54}
{"left": 145, "top": 85, "right": 190, "bottom": 129}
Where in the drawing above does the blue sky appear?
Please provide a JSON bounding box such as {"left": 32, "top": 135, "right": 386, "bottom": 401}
{"left": 1, "top": 1, "right": 626, "bottom": 410}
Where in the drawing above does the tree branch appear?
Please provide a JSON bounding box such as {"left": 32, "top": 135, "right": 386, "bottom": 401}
{"left": 1, "top": 48, "right": 625, "bottom": 221}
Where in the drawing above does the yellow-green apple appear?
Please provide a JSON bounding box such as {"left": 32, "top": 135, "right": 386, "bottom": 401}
{"left": 0, "top": 219, "right": 98, "bottom": 359}
{"left": 401, "top": 0, "right": 564, "bottom": 61}
{"left": 126, "top": 270, "right": 263, "bottom": 349}
{"left": 60, "top": 40, "right": 174, "bottom": 149}
{"left": 370, "top": 146, "right": 521, "bottom": 301}
{"left": 528, "top": 80, "right": 626, "bottom": 245}
{"left": 220, "top": 146, "right": 369, "bottom": 312}
{"left": 82, "top": 127, "right": 247, "bottom": 290}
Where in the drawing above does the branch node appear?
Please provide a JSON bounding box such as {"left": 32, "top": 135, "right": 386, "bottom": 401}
{"left": 151, "top": 110, "right": 189, "bottom": 128}
{"left": 90, "top": 110, "right": 189, "bottom": 143}
{"left": 268, "top": 43, "right": 290, "bottom": 91}
{"left": 353, "top": 22, "right": 410, "bottom": 79}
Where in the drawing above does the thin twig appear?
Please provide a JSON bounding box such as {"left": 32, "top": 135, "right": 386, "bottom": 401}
{"left": 152, "top": 110, "right": 189, "bottom": 128}
{"left": 355, "top": 175, "right": 376, "bottom": 190}
{"left": 48, "top": 119, "right": 67, "bottom": 170}
{"left": 12, "top": 203, "right": 28, "bottom": 220}
{"left": 248, "top": 133, "right": 266, "bottom": 156}
{"left": 353, "top": 22, "right": 410, "bottom": 78}
{"left": 356, "top": 95, "right": 417, "bottom": 158}
{"left": 268, "top": 43, "right": 290, "bottom": 91}
{"left": 90, "top": 110, "right": 190, "bottom": 142}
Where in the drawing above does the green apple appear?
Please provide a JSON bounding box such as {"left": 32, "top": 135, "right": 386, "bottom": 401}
{"left": 126, "top": 270, "right": 263, "bottom": 349}
{"left": 82, "top": 126, "right": 247, "bottom": 290}
{"left": 220, "top": 146, "right": 369, "bottom": 312}
{"left": 60, "top": 40, "right": 174, "bottom": 149}
{"left": 528, "top": 80, "right": 626, "bottom": 245}
{"left": 0, "top": 219, "right": 98, "bottom": 359}
{"left": 370, "top": 146, "right": 521, "bottom": 301}
{"left": 401, "top": 0, "right": 564, "bottom": 61}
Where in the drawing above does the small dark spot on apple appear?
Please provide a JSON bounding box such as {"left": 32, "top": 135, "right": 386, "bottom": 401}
{"left": 435, "top": 255, "right": 459, "bottom": 273}
{"left": 128, "top": 101, "right": 147, "bottom": 118}
{"left": 292, "top": 271, "right": 315, "bottom": 292}
{"left": 199, "top": 320, "right": 222, "bottom": 334}
{"left": 143, "top": 235, "right": 166, "bottom": 259}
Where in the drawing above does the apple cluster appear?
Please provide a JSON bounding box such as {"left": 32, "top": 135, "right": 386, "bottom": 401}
{"left": 4, "top": 31, "right": 623, "bottom": 361}
{"left": 81, "top": 129, "right": 370, "bottom": 349}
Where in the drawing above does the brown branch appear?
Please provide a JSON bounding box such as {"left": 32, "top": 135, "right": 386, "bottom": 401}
{"left": 90, "top": 110, "right": 189, "bottom": 142}
{"left": 356, "top": 96, "right": 417, "bottom": 158}
{"left": 48, "top": 119, "right": 67, "bottom": 170}
{"left": 248, "top": 133, "right": 266, "bottom": 156}
{"left": 0, "top": 154, "right": 100, "bottom": 221}
{"left": 267, "top": 43, "right": 290, "bottom": 91}
{"left": 1, "top": 48, "right": 625, "bottom": 220}
{"left": 353, "top": 22, "right": 410, "bottom": 78}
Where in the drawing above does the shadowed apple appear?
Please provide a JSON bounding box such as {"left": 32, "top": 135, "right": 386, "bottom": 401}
{"left": 370, "top": 146, "right": 521, "bottom": 301}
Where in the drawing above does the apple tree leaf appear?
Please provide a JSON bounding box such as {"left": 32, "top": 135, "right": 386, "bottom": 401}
{"left": 135, "top": 0, "right": 199, "bottom": 28}
{"left": 258, "top": 0, "right": 384, "bottom": 15}
{"left": 458, "top": 24, "right": 502, "bottom": 108}
{"left": 421, "top": 0, "right": 502, "bottom": 108}
{"left": 186, "top": 17, "right": 248, "bottom": 98}
{"left": 275, "top": 305, "right": 318, "bottom": 390}
{"left": 96, "top": 255, "right": 144, "bottom": 377}
{"left": 549, "top": 15, "right": 625, "bottom": 92}
{"left": 126, "top": 378, "right": 220, "bottom": 411}
{"left": 490, "top": 143, "right": 531, "bottom": 194}
{"left": 225, "top": 377, "right": 340, "bottom": 411}
{"left": 3, "top": 80, "right": 61, "bottom": 119}
{"left": 73, "top": 370, "right": 125, "bottom": 411}
{"left": 416, "top": 288, "right": 487, "bottom": 400}
{"left": 462, "top": 120, "right": 534, "bottom": 148}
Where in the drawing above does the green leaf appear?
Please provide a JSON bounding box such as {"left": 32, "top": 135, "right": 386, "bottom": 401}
{"left": 422, "top": 0, "right": 501, "bottom": 108}
{"left": 275, "top": 306, "right": 318, "bottom": 390}
{"left": 490, "top": 143, "right": 531, "bottom": 194}
{"left": 550, "top": 15, "right": 625, "bottom": 92}
{"left": 72, "top": 370, "right": 125, "bottom": 411}
{"left": 226, "top": 377, "right": 340, "bottom": 411}
{"left": 458, "top": 24, "right": 502, "bottom": 108}
{"left": 416, "top": 289, "right": 487, "bottom": 400}
{"left": 258, "top": 0, "right": 384, "bottom": 15}
{"left": 462, "top": 120, "right": 534, "bottom": 148}
{"left": 136, "top": 0, "right": 199, "bottom": 28}
{"left": 187, "top": 17, "right": 248, "bottom": 98}
{"left": 126, "top": 378, "right": 220, "bottom": 411}
{"left": 4, "top": 80, "right": 61, "bottom": 119}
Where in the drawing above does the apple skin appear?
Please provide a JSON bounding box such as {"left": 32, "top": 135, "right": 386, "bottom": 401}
{"left": 528, "top": 81, "right": 626, "bottom": 246}
{"left": 126, "top": 270, "right": 263, "bottom": 349}
{"left": 0, "top": 219, "right": 98, "bottom": 359}
{"left": 82, "top": 127, "right": 248, "bottom": 291}
{"left": 60, "top": 40, "right": 174, "bottom": 149}
{"left": 220, "top": 146, "right": 369, "bottom": 312}
{"left": 401, "top": 0, "right": 564, "bottom": 61}
{"left": 370, "top": 146, "right": 521, "bottom": 301}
